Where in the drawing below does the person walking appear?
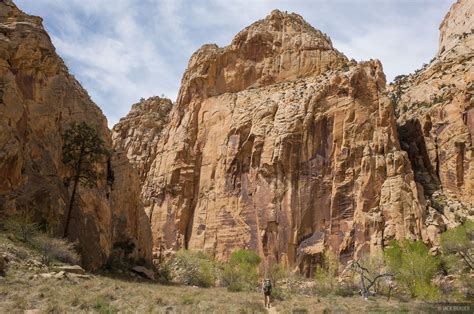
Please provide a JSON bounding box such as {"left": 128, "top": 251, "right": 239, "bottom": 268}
{"left": 262, "top": 278, "right": 273, "bottom": 308}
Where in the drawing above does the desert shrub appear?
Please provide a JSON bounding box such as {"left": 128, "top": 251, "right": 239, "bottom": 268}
{"left": 222, "top": 249, "right": 261, "bottom": 292}
{"left": 180, "top": 294, "right": 196, "bottom": 305}
{"left": 229, "top": 249, "right": 261, "bottom": 265}
{"left": 172, "top": 250, "right": 217, "bottom": 287}
{"left": 91, "top": 297, "right": 117, "bottom": 314}
{"left": 385, "top": 240, "right": 440, "bottom": 300}
{"left": 31, "top": 234, "right": 80, "bottom": 265}
{"left": 271, "top": 287, "right": 286, "bottom": 300}
{"left": 268, "top": 262, "right": 288, "bottom": 284}
{"left": 284, "top": 272, "right": 315, "bottom": 295}
{"left": 355, "top": 253, "right": 393, "bottom": 297}
{"left": 334, "top": 285, "right": 355, "bottom": 297}
{"left": 440, "top": 220, "right": 473, "bottom": 272}
{"left": 4, "top": 212, "right": 39, "bottom": 243}
{"left": 155, "top": 259, "right": 173, "bottom": 282}
{"left": 106, "top": 239, "right": 137, "bottom": 270}
{"left": 314, "top": 251, "right": 338, "bottom": 296}
{"left": 461, "top": 275, "right": 474, "bottom": 300}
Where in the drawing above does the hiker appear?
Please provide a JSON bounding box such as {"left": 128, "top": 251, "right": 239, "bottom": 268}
{"left": 262, "top": 278, "right": 272, "bottom": 308}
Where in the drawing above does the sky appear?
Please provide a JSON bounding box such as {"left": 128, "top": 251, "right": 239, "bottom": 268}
{"left": 15, "top": 0, "right": 453, "bottom": 127}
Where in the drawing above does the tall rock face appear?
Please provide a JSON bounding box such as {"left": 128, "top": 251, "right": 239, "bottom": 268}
{"left": 176, "top": 10, "right": 347, "bottom": 107}
{"left": 112, "top": 96, "right": 173, "bottom": 181}
{"left": 390, "top": 0, "right": 473, "bottom": 230}
{"left": 0, "top": 0, "right": 152, "bottom": 270}
{"left": 115, "top": 10, "right": 427, "bottom": 273}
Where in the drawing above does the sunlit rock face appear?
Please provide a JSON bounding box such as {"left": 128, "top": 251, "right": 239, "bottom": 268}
{"left": 0, "top": 0, "right": 152, "bottom": 270}
{"left": 112, "top": 96, "right": 173, "bottom": 182}
{"left": 390, "top": 0, "right": 473, "bottom": 237}
{"left": 115, "top": 9, "right": 431, "bottom": 274}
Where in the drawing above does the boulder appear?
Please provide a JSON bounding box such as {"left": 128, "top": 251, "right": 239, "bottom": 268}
{"left": 57, "top": 265, "right": 86, "bottom": 275}
{"left": 131, "top": 266, "right": 155, "bottom": 280}
{"left": 39, "top": 273, "right": 55, "bottom": 279}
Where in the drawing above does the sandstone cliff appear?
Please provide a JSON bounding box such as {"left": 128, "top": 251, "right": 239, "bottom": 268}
{"left": 115, "top": 10, "right": 429, "bottom": 274}
{"left": 112, "top": 96, "right": 173, "bottom": 182}
{"left": 0, "top": 0, "right": 152, "bottom": 270}
{"left": 390, "top": 0, "right": 473, "bottom": 233}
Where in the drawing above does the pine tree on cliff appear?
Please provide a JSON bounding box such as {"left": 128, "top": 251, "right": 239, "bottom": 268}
{"left": 61, "top": 122, "right": 109, "bottom": 238}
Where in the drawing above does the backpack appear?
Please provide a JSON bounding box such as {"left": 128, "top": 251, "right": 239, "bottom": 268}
{"left": 263, "top": 280, "right": 272, "bottom": 294}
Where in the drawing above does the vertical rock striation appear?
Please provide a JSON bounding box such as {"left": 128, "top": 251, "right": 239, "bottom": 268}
{"left": 0, "top": 0, "right": 152, "bottom": 270}
{"left": 112, "top": 96, "right": 173, "bottom": 182}
{"left": 115, "top": 10, "right": 428, "bottom": 273}
{"left": 390, "top": 0, "right": 473, "bottom": 235}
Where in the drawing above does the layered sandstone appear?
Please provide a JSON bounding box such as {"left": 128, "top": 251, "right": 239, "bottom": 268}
{"left": 176, "top": 10, "right": 347, "bottom": 107}
{"left": 115, "top": 10, "right": 428, "bottom": 273}
{"left": 0, "top": 0, "right": 152, "bottom": 270}
{"left": 390, "top": 0, "right": 473, "bottom": 230}
{"left": 112, "top": 96, "right": 173, "bottom": 181}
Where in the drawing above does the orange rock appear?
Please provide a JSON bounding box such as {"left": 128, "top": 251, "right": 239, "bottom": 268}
{"left": 114, "top": 10, "right": 427, "bottom": 272}
{"left": 0, "top": 1, "right": 152, "bottom": 270}
{"left": 388, "top": 0, "right": 473, "bottom": 248}
{"left": 390, "top": 0, "right": 473, "bottom": 215}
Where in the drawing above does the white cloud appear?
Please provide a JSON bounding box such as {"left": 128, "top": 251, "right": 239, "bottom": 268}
{"left": 15, "top": 0, "right": 453, "bottom": 126}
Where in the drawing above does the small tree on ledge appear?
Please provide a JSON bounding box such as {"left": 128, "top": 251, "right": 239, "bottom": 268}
{"left": 62, "top": 122, "right": 109, "bottom": 238}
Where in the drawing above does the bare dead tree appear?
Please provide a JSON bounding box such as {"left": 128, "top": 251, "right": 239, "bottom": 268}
{"left": 348, "top": 260, "right": 395, "bottom": 300}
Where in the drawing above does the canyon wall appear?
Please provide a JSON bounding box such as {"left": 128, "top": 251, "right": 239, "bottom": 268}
{"left": 0, "top": 0, "right": 152, "bottom": 270}
{"left": 114, "top": 10, "right": 431, "bottom": 273}
{"left": 390, "top": 0, "right": 473, "bottom": 233}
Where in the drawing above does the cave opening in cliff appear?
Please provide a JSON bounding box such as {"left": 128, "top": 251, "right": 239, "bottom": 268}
{"left": 397, "top": 119, "right": 441, "bottom": 197}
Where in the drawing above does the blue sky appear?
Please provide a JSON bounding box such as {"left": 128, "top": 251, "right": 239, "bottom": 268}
{"left": 15, "top": 0, "right": 453, "bottom": 127}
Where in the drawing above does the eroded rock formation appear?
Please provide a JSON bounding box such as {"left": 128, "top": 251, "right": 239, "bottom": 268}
{"left": 115, "top": 10, "right": 430, "bottom": 273}
{"left": 390, "top": 0, "right": 473, "bottom": 232}
{"left": 0, "top": 0, "right": 152, "bottom": 270}
{"left": 112, "top": 96, "right": 173, "bottom": 181}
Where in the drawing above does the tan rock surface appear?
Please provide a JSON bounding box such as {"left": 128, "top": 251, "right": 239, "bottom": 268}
{"left": 176, "top": 9, "right": 348, "bottom": 107}
{"left": 0, "top": 1, "right": 152, "bottom": 270}
{"left": 390, "top": 0, "right": 473, "bottom": 226}
{"left": 438, "top": 0, "right": 474, "bottom": 55}
{"left": 112, "top": 96, "right": 173, "bottom": 181}
{"left": 115, "top": 10, "right": 427, "bottom": 273}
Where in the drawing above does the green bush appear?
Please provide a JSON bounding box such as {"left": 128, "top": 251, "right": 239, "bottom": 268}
{"left": 271, "top": 287, "right": 286, "bottom": 300}
{"left": 440, "top": 220, "right": 473, "bottom": 272}
{"left": 172, "top": 250, "right": 217, "bottom": 288}
{"left": 181, "top": 294, "right": 196, "bottom": 305}
{"left": 229, "top": 249, "right": 261, "bottom": 266}
{"left": 314, "top": 251, "right": 338, "bottom": 296}
{"left": 222, "top": 249, "right": 261, "bottom": 292}
{"left": 155, "top": 259, "right": 173, "bottom": 282}
{"left": 268, "top": 262, "right": 288, "bottom": 284}
{"left": 384, "top": 240, "right": 440, "bottom": 300}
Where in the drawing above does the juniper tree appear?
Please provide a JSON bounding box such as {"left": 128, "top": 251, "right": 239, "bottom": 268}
{"left": 62, "top": 122, "right": 109, "bottom": 237}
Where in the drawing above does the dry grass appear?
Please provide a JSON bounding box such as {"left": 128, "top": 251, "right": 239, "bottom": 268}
{"left": 0, "top": 273, "right": 421, "bottom": 313}
{"left": 0, "top": 233, "right": 436, "bottom": 313}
